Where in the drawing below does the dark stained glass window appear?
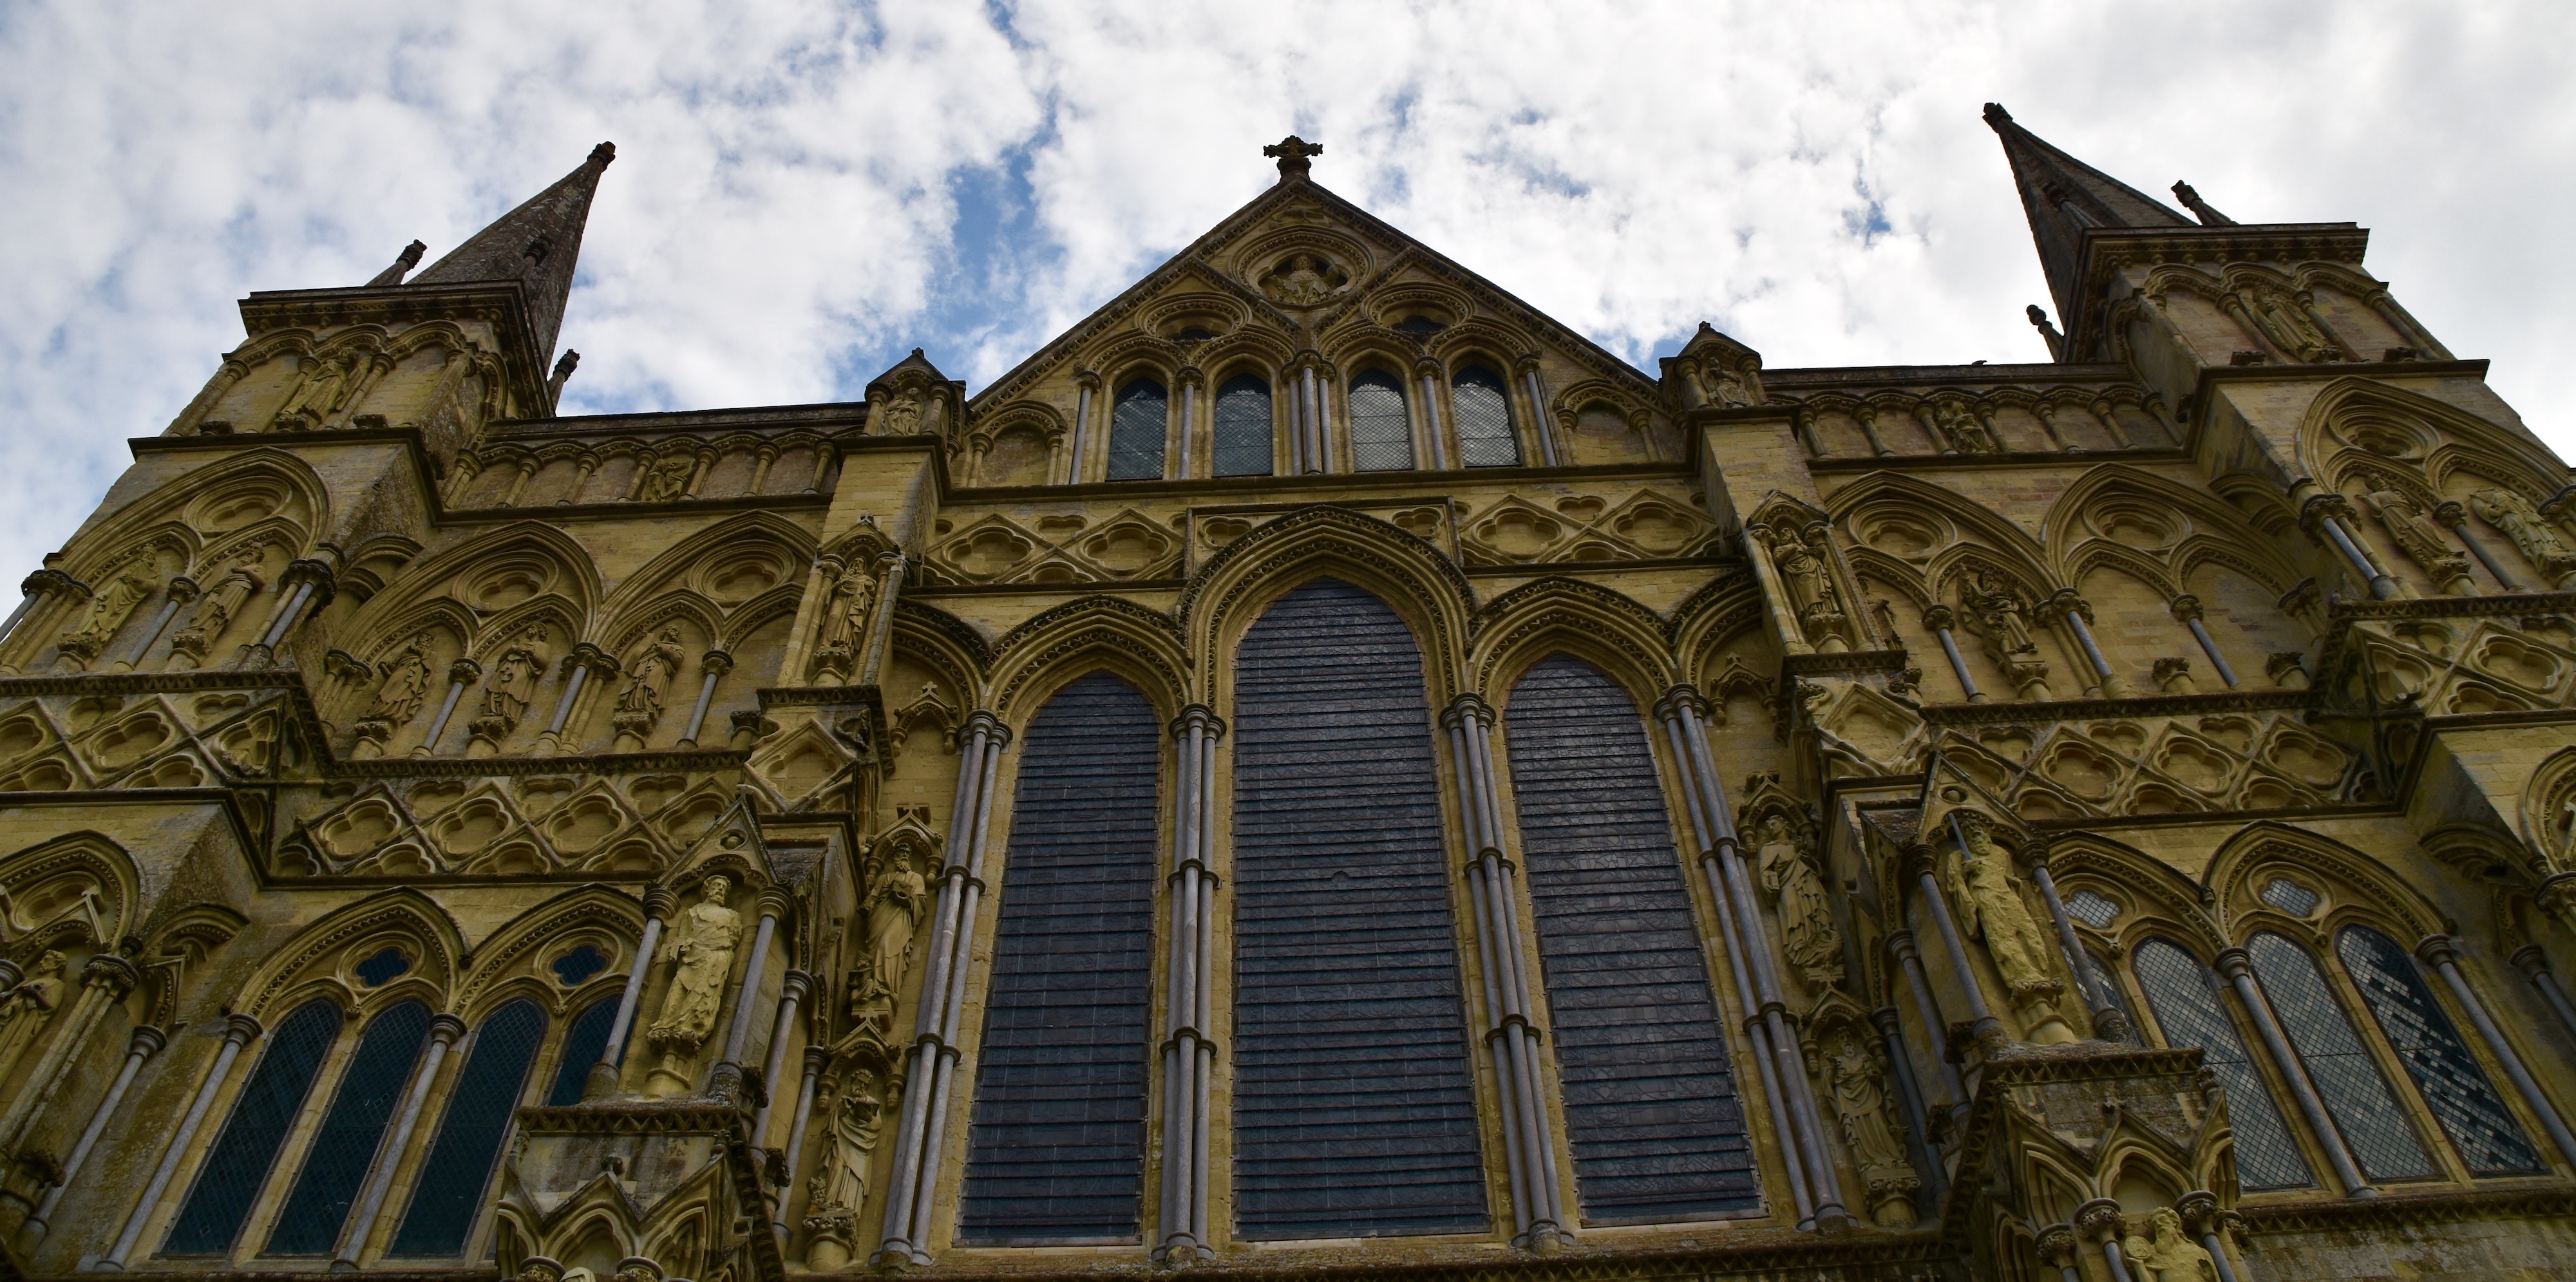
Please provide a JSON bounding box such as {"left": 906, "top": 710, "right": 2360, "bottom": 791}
{"left": 1231, "top": 578, "right": 1486, "bottom": 1239}
{"left": 1106, "top": 379, "right": 1168, "bottom": 482}
{"left": 2335, "top": 925, "right": 2541, "bottom": 1176}
{"left": 545, "top": 995, "right": 621, "bottom": 1107}
{"left": 1347, "top": 370, "right": 1415, "bottom": 473}
{"left": 163, "top": 999, "right": 345, "bottom": 1256}
{"left": 1502, "top": 654, "right": 1758, "bottom": 1223}
{"left": 2248, "top": 932, "right": 2435, "bottom": 1182}
{"left": 1453, "top": 366, "right": 1520, "bottom": 468}
{"left": 1212, "top": 374, "right": 1275, "bottom": 478}
{"left": 354, "top": 948, "right": 411, "bottom": 987}
{"left": 263, "top": 999, "right": 433, "bottom": 1255}
{"left": 957, "top": 673, "right": 1160, "bottom": 1243}
{"left": 549, "top": 945, "right": 609, "bottom": 987}
{"left": 2130, "top": 938, "right": 2313, "bottom": 1190}
{"left": 1394, "top": 316, "right": 1447, "bottom": 339}
{"left": 390, "top": 1000, "right": 548, "bottom": 1256}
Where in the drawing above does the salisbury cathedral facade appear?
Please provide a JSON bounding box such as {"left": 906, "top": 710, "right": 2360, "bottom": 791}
{"left": 0, "top": 107, "right": 2564, "bottom": 1282}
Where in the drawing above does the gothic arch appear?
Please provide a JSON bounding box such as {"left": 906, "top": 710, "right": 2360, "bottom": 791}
{"left": 453, "top": 885, "right": 645, "bottom": 1018}
{"left": 2041, "top": 463, "right": 2300, "bottom": 600}
{"left": 595, "top": 513, "right": 814, "bottom": 654}
{"left": 1828, "top": 471, "right": 2056, "bottom": 602}
{"left": 2204, "top": 822, "right": 2447, "bottom": 945}
{"left": 1665, "top": 572, "right": 1768, "bottom": 690}
{"left": 1179, "top": 504, "right": 1474, "bottom": 706}
{"left": 891, "top": 602, "right": 989, "bottom": 692}
{"left": 2516, "top": 746, "right": 2576, "bottom": 872}
{"left": 987, "top": 595, "right": 1188, "bottom": 720}
{"left": 0, "top": 830, "right": 142, "bottom": 954}
{"left": 232, "top": 887, "right": 467, "bottom": 1022}
{"left": 1470, "top": 576, "right": 1676, "bottom": 701}
{"left": 2040, "top": 829, "right": 2228, "bottom": 956}
{"left": 343, "top": 523, "right": 603, "bottom": 666}
{"left": 2297, "top": 378, "right": 2562, "bottom": 501}
{"left": 61, "top": 448, "right": 330, "bottom": 581}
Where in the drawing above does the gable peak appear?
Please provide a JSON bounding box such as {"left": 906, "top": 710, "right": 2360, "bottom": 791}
{"left": 1263, "top": 134, "right": 1323, "bottom": 184}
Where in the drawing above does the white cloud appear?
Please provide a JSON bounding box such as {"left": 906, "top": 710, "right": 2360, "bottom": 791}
{"left": 1, "top": 1, "right": 2570, "bottom": 576}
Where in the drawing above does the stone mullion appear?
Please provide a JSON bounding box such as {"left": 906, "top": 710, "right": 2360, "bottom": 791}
{"left": 678, "top": 650, "right": 733, "bottom": 748}
{"left": 334, "top": 1012, "right": 467, "bottom": 1269}
{"left": 2213, "top": 946, "right": 2374, "bottom": 1198}
{"left": 1920, "top": 605, "right": 1984, "bottom": 701}
{"left": 1517, "top": 357, "right": 1558, "bottom": 467}
{"left": 117, "top": 576, "right": 195, "bottom": 671}
{"left": 23, "top": 1025, "right": 164, "bottom": 1249}
{"left": 2416, "top": 936, "right": 2576, "bottom": 1167}
{"left": 2168, "top": 596, "right": 2241, "bottom": 688}
{"left": 587, "top": 888, "right": 675, "bottom": 1098}
{"left": 1156, "top": 706, "right": 1220, "bottom": 1261}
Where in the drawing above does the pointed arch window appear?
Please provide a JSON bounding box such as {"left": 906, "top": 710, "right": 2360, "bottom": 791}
{"left": 2246, "top": 932, "right": 2436, "bottom": 1182}
{"left": 1502, "top": 654, "right": 1757, "bottom": 1222}
{"left": 163, "top": 999, "right": 345, "bottom": 1256}
{"left": 1106, "top": 379, "right": 1170, "bottom": 481}
{"left": 545, "top": 995, "right": 623, "bottom": 1108}
{"left": 1347, "top": 370, "right": 1416, "bottom": 472}
{"left": 1212, "top": 375, "right": 1276, "bottom": 478}
{"left": 2130, "top": 938, "right": 2313, "bottom": 1190}
{"left": 958, "top": 672, "right": 1160, "bottom": 1243}
{"left": 1452, "top": 365, "right": 1520, "bottom": 468}
{"left": 2334, "top": 925, "right": 2541, "bottom": 1175}
{"left": 263, "top": 999, "right": 433, "bottom": 1256}
{"left": 390, "top": 999, "right": 549, "bottom": 1257}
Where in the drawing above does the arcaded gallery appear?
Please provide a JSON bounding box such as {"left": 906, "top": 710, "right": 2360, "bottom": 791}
{"left": 0, "top": 109, "right": 2566, "bottom": 1282}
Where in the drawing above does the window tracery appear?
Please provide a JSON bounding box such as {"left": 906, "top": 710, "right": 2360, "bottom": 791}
{"left": 2244, "top": 930, "right": 2436, "bottom": 1182}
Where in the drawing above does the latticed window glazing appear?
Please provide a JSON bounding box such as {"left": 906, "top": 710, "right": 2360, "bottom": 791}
{"left": 164, "top": 999, "right": 345, "bottom": 1256}
{"left": 1105, "top": 379, "right": 1168, "bottom": 481}
{"left": 1347, "top": 370, "right": 1414, "bottom": 472}
{"left": 264, "top": 999, "right": 433, "bottom": 1255}
{"left": 391, "top": 1000, "right": 548, "bottom": 1256}
{"left": 2335, "top": 925, "right": 2541, "bottom": 1175}
{"left": 545, "top": 995, "right": 622, "bottom": 1107}
{"left": 2247, "top": 931, "right": 2436, "bottom": 1182}
{"left": 1212, "top": 375, "right": 1275, "bottom": 478}
{"left": 2130, "top": 939, "right": 2313, "bottom": 1190}
{"left": 1452, "top": 366, "right": 1520, "bottom": 467}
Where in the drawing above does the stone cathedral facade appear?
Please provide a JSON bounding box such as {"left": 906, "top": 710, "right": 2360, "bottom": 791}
{"left": 0, "top": 106, "right": 2566, "bottom": 1282}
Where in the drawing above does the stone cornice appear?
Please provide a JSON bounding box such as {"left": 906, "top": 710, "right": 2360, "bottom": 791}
{"left": 2065, "top": 222, "right": 2370, "bottom": 359}
{"left": 488, "top": 401, "right": 872, "bottom": 438}
{"left": 1916, "top": 686, "right": 2312, "bottom": 727}
{"left": 2236, "top": 1183, "right": 2576, "bottom": 1235}
{"left": 238, "top": 281, "right": 553, "bottom": 415}
{"left": 1806, "top": 445, "right": 2191, "bottom": 473}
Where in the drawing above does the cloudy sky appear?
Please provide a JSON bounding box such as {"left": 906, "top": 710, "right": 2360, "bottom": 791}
{"left": 3, "top": 1, "right": 2570, "bottom": 574}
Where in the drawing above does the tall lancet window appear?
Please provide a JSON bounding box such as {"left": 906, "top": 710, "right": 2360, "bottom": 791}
{"left": 958, "top": 672, "right": 1161, "bottom": 1243}
{"left": 263, "top": 999, "right": 433, "bottom": 1255}
{"left": 2335, "top": 925, "right": 2541, "bottom": 1175}
{"left": 1452, "top": 366, "right": 1521, "bottom": 467}
{"left": 1347, "top": 370, "right": 1416, "bottom": 472}
{"left": 1230, "top": 577, "right": 1484, "bottom": 1238}
{"left": 163, "top": 999, "right": 345, "bottom": 1256}
{"left": 1501, "top": 654, "right": 1759, "bottom": 1223}
{"left": 2130, "top": 938, "right": 2313, "bottom": 1191}
{"left": 1106, "top": 379, "right": 1170, "bottom": 481}
{"left": 2248, "top": 931, "right": 2436, "bottom": 1182}
{"left": 390, "top": 999, "right": 549, "bottom": 1256}
{"left": 1213, "top": 374, "right": 1276, "bottom": 477}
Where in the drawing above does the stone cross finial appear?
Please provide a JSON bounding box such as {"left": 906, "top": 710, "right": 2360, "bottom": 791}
{"left": 1264, "top": 135, "right": 1322, "bottom": 181}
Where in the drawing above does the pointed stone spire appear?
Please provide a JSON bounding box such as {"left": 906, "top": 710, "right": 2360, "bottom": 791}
{"left": 413, "top": 141, "right": 616, "bottom": 361}
{"left": 366, "top": 240, "right": 427, "bottom": 287}
{"left": 2171, "top": 180, "right": 2236, "bottom": 227}
{"left": 1983, "top": 104, "right": 2190, "bottom": 328}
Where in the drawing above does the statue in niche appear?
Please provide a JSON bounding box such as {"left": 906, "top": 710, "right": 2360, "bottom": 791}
{"left": 809, "top": 565, "right": 877, "bottom": 681}
{"left": 802, "top": 1061, "right": 888, "bottom": 1269}
{"left": 876, "top": 392, "right": 922, "bottom": 437}
{"left": 2354, "top": 480, "right": 2470, "bottom": 590}
{"left": 1822, "top": 1027, "right": 1917, "bottom": 1228}
{"left": 1934, "top": 400, "right": 2001, "bottom": 454}
{"left": 644, "top": 873, "right": 742, "bottom": 1097}
{"left": 0, "top": 950, "right": 67, "bottom": 1086}
{"left": 637, "top": 453, "right": 697, "bottom": 503}
{"left": 612, "top": 625, "right": 687, "bottom": 747}
{"left": 1940, "top": 813, "right": 2073, "bottom": 1042}
{"left": 352, "top": 632, "right": 435, "bottom": 757}
{"left": 273, "top": 351, "right": 357, "bottom": 428}
{"left": 1755, "top": 813, "right": 1843, "bottom": 990}
{"left": 849, "top": 849, "right": 928, "bottom": 1035}
{"left": 1262, "top": 253, "right": 1345, "bottom": 307}
{"left": 167, "top": 548, "right": 262, "bottom": 670}
{"left": 2123, "top": 1208, "right": 2219, "bottom": 1282}
{"left": 1705, "top": 361, "right": 1754, "bottom": 408}
{"left": 2471, "top": 487, "right": 2576, "bottom": 587}
{"left": 1771, "top": 531, "right": 1848, "bottom": 651}
{"left": 1960, "top": 569, "right": 2052, "bottom": 698}
{"left": 54, "top": 556, "right": 156, "bottom": 668}
{"left": 2240, "top": 283, "right": 2340, "bottom": 363}
{"left": 468, "top": 623, "right": 551, "bottom": 748}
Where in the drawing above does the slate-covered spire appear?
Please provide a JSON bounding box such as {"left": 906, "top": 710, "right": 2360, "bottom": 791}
{"left": 413, "top": 141, "right": 615, "bottom": 361}
{"left": 1983, "top": 104, "right": 2190, "bottom": 329}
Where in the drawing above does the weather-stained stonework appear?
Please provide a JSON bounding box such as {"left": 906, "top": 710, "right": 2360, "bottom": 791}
{"left": 0, "top": 109, "right": 2568, "bottom": 1282}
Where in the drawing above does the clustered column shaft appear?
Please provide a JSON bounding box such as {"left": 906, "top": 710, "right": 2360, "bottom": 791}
{"left": 22, "top": 1026, "right": 164, "bottom": 1250}
{"left": 2025, "top": 848, "right": 2127, "bottom": 1040}
{"left": 775, "top": 1045, "right": 829, "bottom": 1244}
{"left": 1157, "top": 706, "right": 1220, "bottom": 1259}
{"left": 104, "top": 1013, "right": 264, "bottom": 1270}
{"left": 1655, "top": 688, "right": 1848, "bottom": 1229}
{"left": 2417, "top": 936, "right": 2576, "bottom": 1166}
{"left": 2213, "top": 947, "right": 2374, "bottom": 1198}
{"left": 336, "top": 1013, "right": 468, "bottom": 1269}
{"left": 589, "top": 887, "right": 676, "bottom": 1098}
{"left": 1441, "top": 695, "right": 1564, "bottom": 1246}
{"left": 876, "top": 712, "right": 1008, "bottom": 1267}
{"left": 754, "top": 970, "right": 814, "bottom": 1141}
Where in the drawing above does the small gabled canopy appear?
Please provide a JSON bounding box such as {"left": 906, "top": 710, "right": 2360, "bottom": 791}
{"left": 413, "top": 141, "right": 617, "bottom": 363}
{"left": 1983, "top": 104, "right": 2192, "bottom": 329}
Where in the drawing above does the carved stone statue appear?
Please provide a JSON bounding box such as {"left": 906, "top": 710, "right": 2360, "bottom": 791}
{"left": 644, "top": 874, "right": 743, "bottom": 1097}
{"left": 2239, "top": 283, "right": 2340, "bottom": 363}
{"left": 2471, "top": 487, "right": 2576, "bottom": 587}
{"left": 1934, "top": 400, "right": 2000, "bottom": 454}
{"left": 637, "top": 453, "right": 697, "bottom": 503}
{"left": 2356, "top": 482, "right": 2470, "bottom": 591}
{"left": 2123, "top": 1207, "right": 2219, "bottom": 1282}
{"left": 1960, "top": 570, "right": 2052, "bottom": 699}
{"left": 1756, "top": 814, "right": 1843, "bottom": 990}
{"left": 612, "top": 626, "right": 687, "bottom": 748}
{"left": 876, "top": 393, "right": 922, "bottom": 437}
{"left": 167, "top": 549, "right": 261, "bottom": 670}
{"left": 1823, "top": 1028, "right": 1916, "bottom": 1228}
{"left": 352, "top": 632, "right": 435, "bottom": 758}
{"left": 0, "top": 950, "right": 67, "bottom": 1087}
{"left": 1941, "top": 815, "right": 2074, "bottom": 1043}
{"left": 274, "top": 352, "right": 357, "bottom": 428}
{"left": 1262, "top": 253, "right": 1345, "bottom": 307}
{"left": 849, "top": 851, "right": 928, "bottom": 1034}
{"left": 1771, "top": 533, "right": 1848, "bottom": 652}
{"left": 55, "top": 556, "right": 155, "bottom": 668}
{"left": 810, "top": 565, "right": 878, "bottom": 681}
{"left": 468, "top": 623, "right": 551, "bottom": 750}
{"left": 802, "top": 1061, "right": 888, "bottom": 1268}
